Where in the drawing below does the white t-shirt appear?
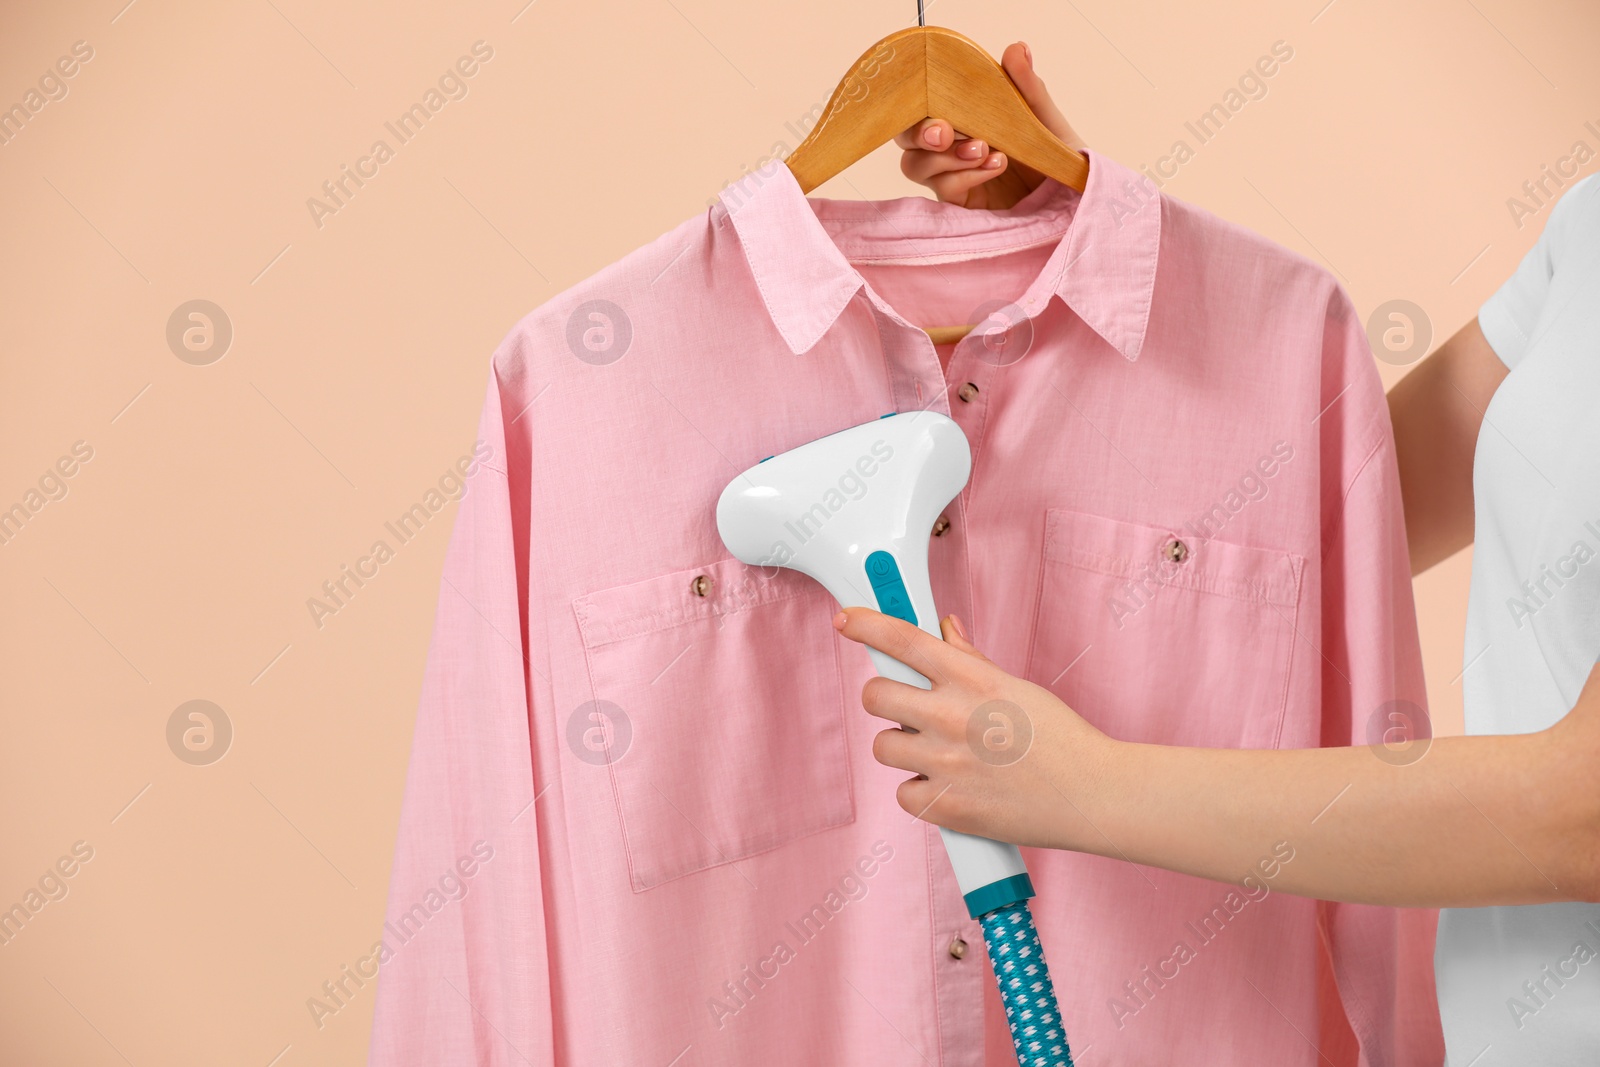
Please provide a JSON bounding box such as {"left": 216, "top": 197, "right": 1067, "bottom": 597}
{"left": 1434, "top": 173, "right": 1600, "bottom": 1065}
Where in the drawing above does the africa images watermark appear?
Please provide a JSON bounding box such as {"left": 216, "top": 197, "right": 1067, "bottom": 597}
{"left": 306, "top": 40, "right": 495, "bottom": 230}
{"left": 751, "top": 437, "right": 896, "bottom": 579}
{"left": 678, "top": 435, "right": 904, "bottom": 634}
{"left": 0, "top": 39, "right": 95, "bottom": 148}
{"left": 1133, "top": 40, "right": 1295, "bottom": 191}
{"left": 1505, "top": 916, "right": 1600, "bottom": 1031}
{"left": 1106, "top": 840, "right": 1296, "bottom": 1030}
{"left": 306, "top": 840, "right": 496, "bottom": 1030}
{"left": 1107, "top": 441, "right": 1294, "bottom": 629}
{"left": 0, "top": 440, "right": 94, "bottom": 548}
{"left": 0, "top": 841, "right": 96, "bottom": 948}
{"left": 566, "top": 699, "right": 632, "bottom": 766}
{"left": 1365, "top": 698, "right": 1432, "bottom": 766}
{"left": 1505, "top": 119, "right": 1600, "bottom": 230}
{"left": 1504, "top": 517, "right": 1600, "bottom": 630}
{"left": 706, "top": 840, "right": 895, "bottom": 1030}
{"left": 967, "top": 699, "right": 1033, "bottom": 766}
{"left": 710, "top": 36, "right": 898, "bottom": 210}
{"left": 167, "top": 699, "right": 234, "bottom": 766}
{"left": 305, "top": 440, "right": 494, "bottom": 629}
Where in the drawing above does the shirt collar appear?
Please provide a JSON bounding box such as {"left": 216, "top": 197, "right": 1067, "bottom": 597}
{"left": 718, "top": 146, "right": 1162, "bottom": 361}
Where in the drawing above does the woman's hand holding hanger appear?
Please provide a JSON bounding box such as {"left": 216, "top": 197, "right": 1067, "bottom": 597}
{"left": 895, "top": 41, "right": 1084, "bottom": 209}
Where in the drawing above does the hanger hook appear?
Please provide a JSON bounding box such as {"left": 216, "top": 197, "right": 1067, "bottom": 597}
{"left": 917, "top": 0, "right": 925, "bottom": 27}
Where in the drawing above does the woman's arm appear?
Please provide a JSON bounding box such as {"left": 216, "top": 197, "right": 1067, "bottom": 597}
{"left": 836, "top": 608, "right": 1600, "bottom": 908}
{"left": 1388, "top": 317, "right": 1509, "bottom": 574}
{"left": 1081, "top": 679, "right": 1600, "bottom": 907}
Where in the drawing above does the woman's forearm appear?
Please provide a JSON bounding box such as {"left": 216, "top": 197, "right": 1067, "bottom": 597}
{"left": 839, "top": 611, "right": 1600, "bottom": 910}
{"left": 1387, "top": 317, "right": 1507, "bottom": 574}
{"left": 1068, "top": 693, "right": 1600, "bottom": 907}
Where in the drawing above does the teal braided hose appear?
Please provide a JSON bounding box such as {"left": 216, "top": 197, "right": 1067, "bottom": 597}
{"left": 980, "top": 900, "right": 1074, "bottom": 1066}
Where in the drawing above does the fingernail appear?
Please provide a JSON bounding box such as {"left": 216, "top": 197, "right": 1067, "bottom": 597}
{"left": 833, "top": 610, "right": 847, "bottom": 630}
{"left": 925, "top": 125, "right": 944, "bottom": 148}
{"left": 958, "top": 140, "right": 984, "bottom": 159}
{"left": 949, "top": 614, "right": 970, "bottom": 641}
{"left": 1022, "top": 41, "right": 1032, "bottom": 67}
{"left": 983, "top": 152, "right": 1005, "bottom": 170}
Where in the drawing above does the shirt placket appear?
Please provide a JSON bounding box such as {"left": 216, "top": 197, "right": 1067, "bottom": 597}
{"left": 869, "top": 305, "right": 995, "bottom": 1066}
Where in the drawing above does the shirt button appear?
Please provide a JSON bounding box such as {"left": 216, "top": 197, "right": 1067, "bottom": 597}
{"left": 690, "top": 574, "right": 715, "bottom": 597}
{"left": 948, "top": 937, "right": 968, "bottom": 959}
{"left": 1161, "top": 539, "right": 1189, "bottom": 564}
{"left": 956, "top": 382, "right": 980, "bottom": 403}
{"left": 932, "top": 514, "right": 951, "bottom": 537}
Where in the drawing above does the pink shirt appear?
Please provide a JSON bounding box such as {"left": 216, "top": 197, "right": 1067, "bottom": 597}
{"left": 368, "top": 149, "right": 1442, "bottom": 1066}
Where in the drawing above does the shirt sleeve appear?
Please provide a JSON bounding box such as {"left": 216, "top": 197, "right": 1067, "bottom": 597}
{"left": 366, "top": 354, "right": 555, "bottom": 1067}
{"left": 1316, "top": 291, "right": 1445, "bottom": 1067}
{"left": 1479, "top": 172, "right": 1599, "bottom": 370}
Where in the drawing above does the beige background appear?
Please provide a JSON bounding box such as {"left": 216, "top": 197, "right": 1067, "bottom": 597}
{"left": 1, "top": 0, "right": 1594, "bottom": 1063}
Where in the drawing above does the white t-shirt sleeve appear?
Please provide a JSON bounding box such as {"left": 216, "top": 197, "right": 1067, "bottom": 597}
{"left": 1478, "top": 172, "right": 1600, "bottom": 370}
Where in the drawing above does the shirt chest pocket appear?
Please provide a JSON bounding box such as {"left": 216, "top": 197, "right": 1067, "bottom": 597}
{"left": 1022, "top": 509, "right": 1305, "bottom": 749}
{"left": 572, "top": 557, "right": 855, "bottom": 892}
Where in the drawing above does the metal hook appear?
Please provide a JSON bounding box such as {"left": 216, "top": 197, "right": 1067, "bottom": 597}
{"left": 917, "top": 0, "right": 925, "bottom": 27}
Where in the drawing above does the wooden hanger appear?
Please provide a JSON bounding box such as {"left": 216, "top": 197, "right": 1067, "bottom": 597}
{"left": 785, "top": 10, "right": 1089, "bottom": 344}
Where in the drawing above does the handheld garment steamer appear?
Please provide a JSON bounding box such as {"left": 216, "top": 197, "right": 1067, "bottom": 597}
{"left": 717, "top": 412, "right": 1073, "bottom": 1066}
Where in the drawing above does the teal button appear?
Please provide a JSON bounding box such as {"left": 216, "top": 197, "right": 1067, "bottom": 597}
{"left": 865, "top": 551, "right": 917, "bottom": 625}
{"left": 865, "top": 550, "right": 899, "bottom": 587}
{"left": 876, "top": 581, "right": 914, "bottom": 621}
